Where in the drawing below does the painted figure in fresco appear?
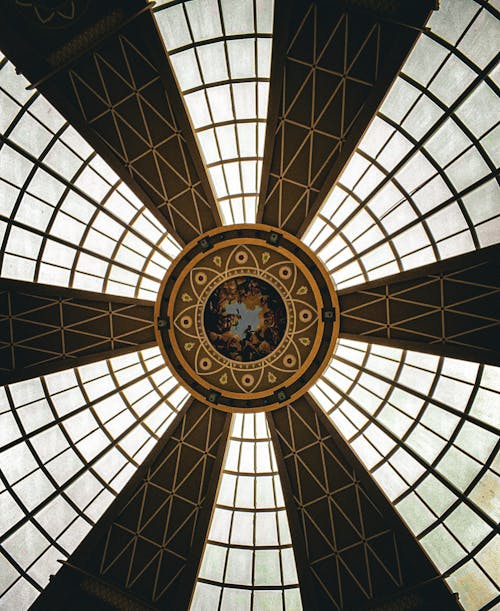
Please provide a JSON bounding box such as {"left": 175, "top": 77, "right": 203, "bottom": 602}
{"left": 204, "top": 276, "right": 286, "bottom": 362}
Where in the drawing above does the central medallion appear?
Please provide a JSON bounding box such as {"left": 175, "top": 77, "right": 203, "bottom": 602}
{"left": 155, "top": 225, "right": 339, "bottom": 412}
{"left": 204, "top": 276, "right": 286, "bottom": 363}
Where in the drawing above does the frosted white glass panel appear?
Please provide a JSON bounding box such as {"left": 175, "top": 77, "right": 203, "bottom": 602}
{"left": 154, "top": 0, "right": 274, "bottom": 224}
{"left": 191, "top": 412, "right": 303, "bottom": 610}
{"left": 0, "top": 348, "right": 187, "bottom": 602}
{"left": 304, "top": 0, "right": 500, "bottom": 289}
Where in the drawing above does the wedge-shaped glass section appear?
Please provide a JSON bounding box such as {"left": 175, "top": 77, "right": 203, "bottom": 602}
{"left": 191, "top": 412, "right": 302, "bottom": 610}
{"left": 155, "top": 0, "right": 274, "bottom": 224}
{"left": 304, "top": 0, "right": 499, "bottom": 289}
{"left": 0, "top": 59, "right": 180, "bottom": 299}
{"left": 311, "top": 339, "right": 499, "bottom": 610}
{"left": 0, "top": 348, "right": 188, "bottom": 608}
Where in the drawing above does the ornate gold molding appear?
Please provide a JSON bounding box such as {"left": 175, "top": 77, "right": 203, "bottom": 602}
{"left": 155, "top": 225, "right": 339, "bottom": 412}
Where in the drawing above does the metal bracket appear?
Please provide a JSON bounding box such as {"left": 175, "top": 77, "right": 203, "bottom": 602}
{"left": 267, "top": 231, "right": 282, "bottom": 246}
{"left": 322, "top": 308, "right": 336, "bottom": 322}
{"left": 198, "top": 237, "right": 213, "bottom": 252}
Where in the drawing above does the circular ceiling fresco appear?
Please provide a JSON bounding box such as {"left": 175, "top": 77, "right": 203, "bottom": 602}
{"left": 204, "top": 275, "right": 287, "bottom": 363}
{"left": 155, "top": 224, "right": 339, "bottom": 411}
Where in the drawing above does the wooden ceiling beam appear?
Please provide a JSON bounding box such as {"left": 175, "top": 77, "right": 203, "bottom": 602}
{"left": 0, "top": 278, "right": 156, "bottom": 385}
{"left": 338, "top": 244, "right": 500, "bottom": 366}
{"left": 257, "top": 0, "right": 435, "bottom": 236}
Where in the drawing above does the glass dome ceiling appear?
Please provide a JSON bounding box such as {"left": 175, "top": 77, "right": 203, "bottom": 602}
{"left": 0, "top": 0, "right": 498, "bottom": 610}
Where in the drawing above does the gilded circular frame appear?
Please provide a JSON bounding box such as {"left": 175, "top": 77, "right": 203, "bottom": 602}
{"left": 154, "top": 224, "right": 339, "bottom": 412}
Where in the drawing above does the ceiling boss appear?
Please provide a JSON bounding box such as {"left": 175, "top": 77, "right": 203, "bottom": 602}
{"left": 155, "top": 225, "right": 339, "bottom": 411}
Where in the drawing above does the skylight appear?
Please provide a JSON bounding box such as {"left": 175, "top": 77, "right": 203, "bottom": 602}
{"left": 311, "top": 339, "right": 500, "bottom": 610}
{"left": 191, "top": 412, "right": 302, "bottom": 610}
{"left": 0, "top": 348, "right": 188, "bottom": 608}
{"left": 0, "top": 60, "right": 181, "bottom": 299}
{"left": 0, "top": 0, "right": 498, "bottom": 609}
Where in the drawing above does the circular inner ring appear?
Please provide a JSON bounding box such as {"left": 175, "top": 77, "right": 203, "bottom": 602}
{"left": 203, "top": 275, "right": 287, "bottom": 363}
{"left": 154, "top": 224, "right": 340, "bottom": 412}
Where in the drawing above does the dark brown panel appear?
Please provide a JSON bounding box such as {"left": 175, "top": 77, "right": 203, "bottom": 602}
{"left": 0, "top": 1, "right": 221, "bottom": 245}
{"left": 32, "top": 399, "right": 231, "bottom": 610}
{"left": 0, "top": 279, "right": 156, "bottom": 385}
{"left": 338, "top": 244, "right": 500, "bottom": 366}
{"left": 268, "top": 395, "right": 461, "bottom": 610}
{"left": 257, "top": 0, "right": 434, "bottom": 235}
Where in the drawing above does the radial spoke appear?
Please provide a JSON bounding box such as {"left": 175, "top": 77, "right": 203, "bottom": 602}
{"left": 267, "top": 394, "right": 460, "bottom": 610}
{"left": 32, "top": 397, "right": 231, "bottom": 610}
{"left": 338, "top": 244, "right": 500, "bottom": 366}
{"left": 0, "top": 279, "right": 156, "bottom": 385}
{"left": 257, "top": 0, "right": 434, "bottom": 235}
{"left": 0, "top": 2, "right": 221, "bottom": 244}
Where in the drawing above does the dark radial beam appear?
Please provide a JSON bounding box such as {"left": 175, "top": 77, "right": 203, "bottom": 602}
{"left": 0, "top": 0, "right": 221, "bottom": 245}
{"left": 338, "top": 244, "right": 500, "bottom": 366}
{"left": 257, "top": 0, "right": 434, "bottom": 236}
{"left": 267, "top": 395, "right": 461, "bottom": 610}
{"left": 0, "top": 279, "right": 156, "bottom": 386}
{"left": 32, "top": 398, "right": 231, "bottom": 611}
